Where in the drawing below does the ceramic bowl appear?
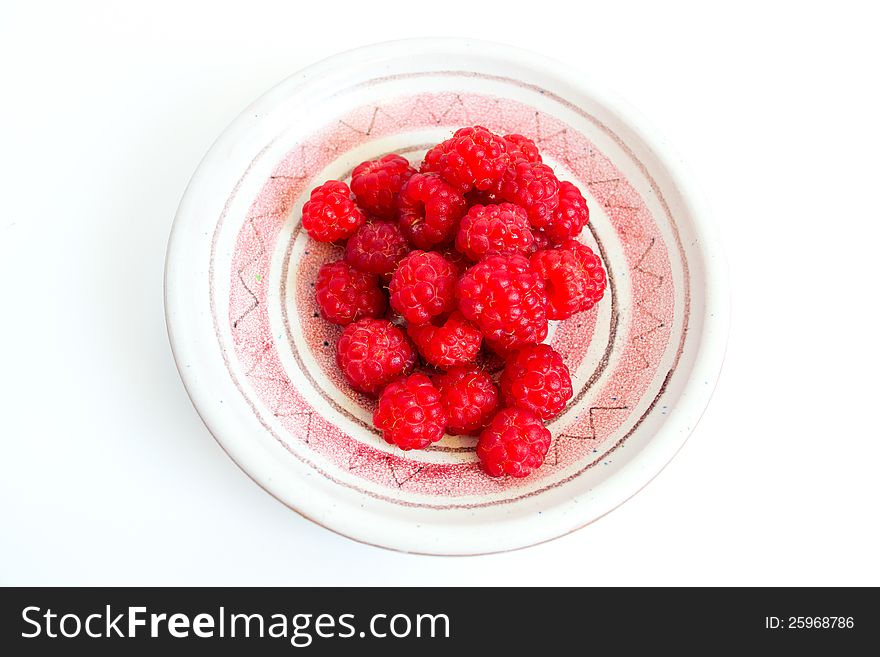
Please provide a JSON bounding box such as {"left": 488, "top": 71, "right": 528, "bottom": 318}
{"left": 165, "top": 39, "right": 728, "bottom": 554}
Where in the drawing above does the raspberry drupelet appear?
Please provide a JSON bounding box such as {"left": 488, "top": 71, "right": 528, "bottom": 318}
{"left": 477, "top": 407, "right": 552, "bottom": 477}
{"left": 335, "top": 318, "right": 416, "bottom": 395}
{"left": 526, "top": 229, "right": 554, "bottom": 254}
{"left": 301, "top": 180, "right": 365, "bottom": 242}
{"left": 315, "top": 260, "right": 387, "bottom": 326}
{"left": 373, "top": 373, "right": 448, "bottom": 450}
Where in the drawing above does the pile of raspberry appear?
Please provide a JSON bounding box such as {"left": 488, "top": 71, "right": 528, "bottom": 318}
{"left": 303, "top": 126, "right": 607, "bottom": 478}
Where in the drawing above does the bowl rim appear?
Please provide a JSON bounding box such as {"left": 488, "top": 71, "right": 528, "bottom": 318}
{"left": 164, "top": 37, "right": 730, "bottom": 555}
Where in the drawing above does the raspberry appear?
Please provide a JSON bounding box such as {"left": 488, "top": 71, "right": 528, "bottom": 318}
{"left": 433, "top": 366, "right": 499, "bottom": 435}
{"left": 544, "top": 181, "right": 590, "bottom": 243}
{"left": 498, "top": 161, "right": 560, "bottom": 228}
{"left": 421, "top": 126, "right": 510, "bottom": 192}
{"left": 373, "top": 373, "right": 447, "bottom": 450}
{"left": 476, "top": 407, "right": 551, "bottom": 477}
{"left": 345, "top": 220, "right": 409, "bottom": 280}
{"left": 529, "top": 248, "right": 589, "bottom": 320}
{"left": 336, "top": 318, "right": 416, "bottom": 395}
{"left": 559, "top": 240, "right": 607, "bottom": 311}
{"left": 408, "top": 311, "right": 482, "bottom": 370}
{"left": 315, "top": 260, "right": 387, "bottom": 326}
{"left": 500, "top": 344, "right": 573, "bottom": 420}
{"left": 503, "top": 133, "right": 542, "bottom": 164}
{"left": 389, "top": 250, "right": 457, "bottom": 325}
{"left": 455, "top": 203, "right": 535, "bottom": 262}
{"left": 350, "top": 154, "right": 415, "bottom": 219}
{"left": 301, "top": 180, "right": 365, "bottom": 242}
{"left": 397, "top": 173, "right": 467, "bottom": 249}
{"left": 456, "top": 253, "right": 548, "bottom": 353}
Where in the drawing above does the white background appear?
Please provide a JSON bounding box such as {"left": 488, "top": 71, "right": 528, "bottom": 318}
{"left": 2, "top": 0, "right": 878, "bottom": 586}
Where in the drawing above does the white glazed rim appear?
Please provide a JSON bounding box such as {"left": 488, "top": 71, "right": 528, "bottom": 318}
{"left": 164, "top": 38, "right": 730, "bottom": 555}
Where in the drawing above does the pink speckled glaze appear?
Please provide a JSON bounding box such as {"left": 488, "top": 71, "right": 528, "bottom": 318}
{"left": 225, "top": 92, "right": 674, "bottom": 503}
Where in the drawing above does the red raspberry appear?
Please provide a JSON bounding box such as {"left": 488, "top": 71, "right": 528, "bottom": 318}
{"left": 389, "top": 250, "right": 457, "bottom": 325}
{"left": 503, "top": 133, "right": 542, "bottom": 164}
{"left": 373, "top": 373, "right": 447, "bottom": 450}
{"left": 498, "top": 161, "right": 560, "bottom": 228}
{"left": 336, "top": 318, "right": 416, "bottom": 395}
{"left": 315, "top": 260, "right": 387, "bottom": 326}
{"left": 433, "top": 366, "right": 499, "bottom": 435}
{"left": 301, "top": 180, "right": 365, "bottom": 242}
{"left": 421, "top": 126, "right": 510, "bottom": 193}
{"left": 350, "top": 154, "right": 415, "bottom": 219}
{"left": 476, "top": 407, "right": 551, "bottom": 477}
{"left": 408, "top": 311, "right": 482, "bottom": 370}
{"left": 559, "top": 240, "right": 607, "bottom": 311}
{"left": 544, "top": 180, "right": 590, "bottom": 243}
{"left": 455, "top": 203, "right": 535, "bottom": 262}
{"left": 397, "top": 173, "right": 467, "bottom": 249}
{"left": 456, "top": 253, "right": 548, "bottom": 353}
{"left": 529, "top": 248, "right": 589, "bottom": 320}
{"left": 500, "top": 344, "right": 573, "bottom": 420}
{"left": 344, "top": 220, "right": 409, "bottom": 280}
